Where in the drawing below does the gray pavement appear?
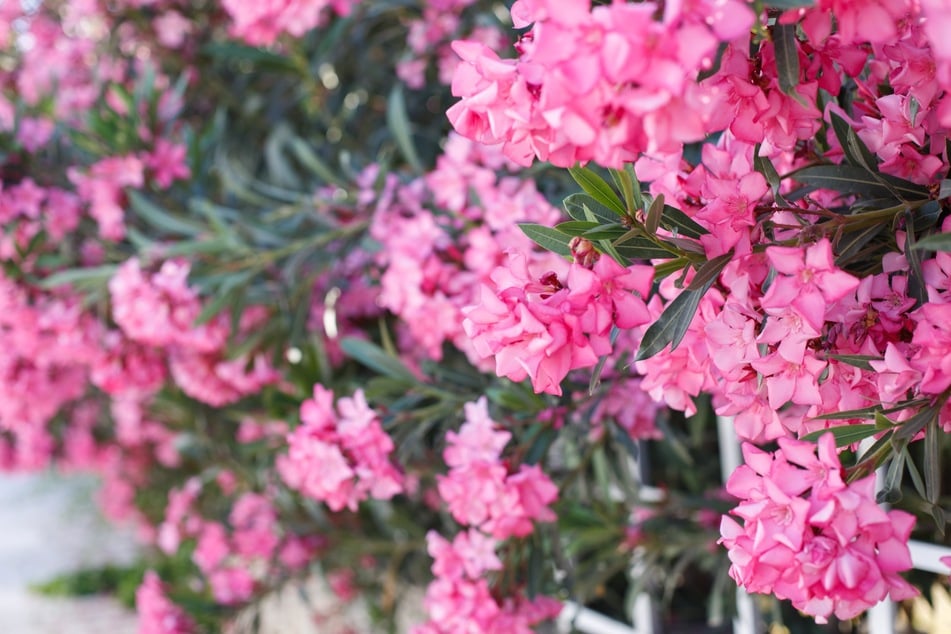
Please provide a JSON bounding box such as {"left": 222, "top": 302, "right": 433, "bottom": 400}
{"left": 0, "top": 472, "right": 139, "bottom": 634}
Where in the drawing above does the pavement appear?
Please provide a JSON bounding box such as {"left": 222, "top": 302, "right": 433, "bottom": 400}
{"left": 0, "top": 471, "right": 139, "bottom": 634}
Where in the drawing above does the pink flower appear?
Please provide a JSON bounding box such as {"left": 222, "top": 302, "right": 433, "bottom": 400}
{"left": 136, "top": 571, "right": 195, "bottom": 634}
{"left": 721, "top": 434, "right": 917, "bottom": 622}
{"left": 761, "top": 239, "right": 860, "bottom": 331}
{"left": 279, "top": 386, "right": 403, "bottom": 511}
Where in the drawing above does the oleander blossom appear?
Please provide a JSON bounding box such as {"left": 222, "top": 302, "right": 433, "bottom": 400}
{"left": 278, "top": 385, "right": 403, "bottom": 512}
{"left": 136, "top": 571, "right": 195, "bottom": 634}
{"left": 222, "top": 0, "right": 359, "bottom": 46}
{"left": 720, "top": 434, "right": 917, "bottom": 622}
{"left": 447, "top": 0, "right": 755, "bottom": 167}
{"left": 414, "top": 398, "right": 562, "bottom": 633}
{"left": 463, "top": 251, "right": 653, "bottom": 395}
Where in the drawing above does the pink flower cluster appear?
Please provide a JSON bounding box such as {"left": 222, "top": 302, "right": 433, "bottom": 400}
{"left": 720, "top": 434, "right": 916, "bottom": 622}
{"left": 278, "top": 385, "right": 403, "bottom": 512}
{"left": 109, "top": 259, "right": 280, "bottom": 406}
{"left": 464, "top": 251, "right": 653, "bottom": 396}
{"left": 222, "top": 0, "right": 359, "bottom": 46}
{"left": 436, "top": 398, "right": 557, "bottom": 539}
{"left": 448, "top": 0, "right": 755, "bottom": 167}
{"left": 136, "top": 571, "right": 195, "bottom": 634}
{"left": 369, "top": 133, "right": 561, "bottom": 365}
{"left": 396, "top": 0, "right": 504, "bottom": 89}
{"left": 414, "top": 398, "right": 561, "bottom": 633}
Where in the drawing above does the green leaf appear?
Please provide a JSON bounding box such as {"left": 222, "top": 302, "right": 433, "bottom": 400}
{"left": 128, "top": 191, "right": 203, "bottom": 236}
{"left": 925, "top": 416, "right": 940, "bottom": 505}
{"left": 581, "top": 223, "right": 627, "bottom": 240}
{"left": 202, "top": 41, "right": 297, "bottom": 72}
{"left": 289, "top": 138, "right": 346, "bottom": 187}
{"left": 826, "top": 353, "right": 882, "bottom": 372}
{"left": 554, "top": 221, "right": 599, "bottom": 236}
{"left": 794, "top": 164, "right": 927, "bottom": 199}
{"left": 613, "top": 234, "right": 676, "bottom": 260}
{"left": 912, "top": 231, "right": 951, "bottom": 252}
{"left": 764, "top": 0, "right": 814, "bottom": 7}
{"left": 645, "top": 194, "right": 664, "bottom": 235}
{"left": 772, "top": 24, "right": 801, "bottom": 96}
{"left": 386, "top": 85, "right": 424, "bottom": 174}
{"left": 904, "top": 211, "right": 930, "bottom": 307}
{"left": 660, "top": 205, "right": 708, "bottom": 239}
{"left": 686, "top": 251, "right": 732, "bottom": 292}
{"left": 636, "top": 283, "right": 713, "bottom": 361}
{"left": 802, "top": 424, "right": 880, "bottom": 447}
{"left": 835, "top": 224, "right": 884, "bottom": 268}
{"left": 895, "top": 404, "right": 940, "bottom": 441}
{"left": 564, "top": 193, "right": 619, "bottom": 224}
{"left": 878, "top": 450, "right": 906, "bottom": 504}
{"left": 568, "top": 166, "right": 626, "bottom": 217}
{"left": 939, "top": 179, "right": 951, "bottom": 200}
{"left": 39, "top": 265, "right": 118, "bottom": 290}
{"left": 340, "top": 337, "right": 420, "bottom": 385}
{"left": 518, "top": 223, "right": 573, "bottom": 257}
{"left": 753, "top": 153, "right": 784, "bottom": 203}
{"left": 830, "top": 113, "right": 878, "bottom": 172}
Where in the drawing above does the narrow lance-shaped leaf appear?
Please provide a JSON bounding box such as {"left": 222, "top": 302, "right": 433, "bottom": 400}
{"left": 340, "top": 337, "right": 420, "bottom": 385}
{"left": 772, "top": 24, "right": 801, "bottom": 96}
{"left": 912, "top": 231, "right": 951, "bottom": 252}
{"left": 645, "top": 194, "right": 664, "bottom": 235}
{"left": 925, "top": 417, "right": 941, "bottom": 505}
{"left": 518, "top": 223, "right": 573, "bottom": 257}
{"left": 801, "top": 424, "right": 880, "bottom": 447}
{"left": 568, "top": 166, "right": 627, "bottom": 217}
{"left": 387, "top": 84, "right": 424, "bottom": 174}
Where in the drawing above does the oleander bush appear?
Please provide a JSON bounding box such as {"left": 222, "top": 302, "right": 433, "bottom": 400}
{"left": 4, "top": 1, "right": 951, "bottom": 632}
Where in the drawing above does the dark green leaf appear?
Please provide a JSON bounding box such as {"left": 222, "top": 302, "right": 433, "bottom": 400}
{"left": 911, "top": 231, "right": 951, "bottom": 252}
{"left": 835, "top": 224, "right": 884, "bottom": 267}
{"left": 564, "top": 193, "right": 618, "bottom": 224}
{"left": 518, "top": 223, "right": 573, "bottom": 257}
{"left": 754, "top": 153, "right": 784, "bottom": 202}
{"left": 878, "top": 451, "right": 905, "bottom": 504}
{"left": 636, "top": 278, "right": 716, "bottom": 361}
{"left": 387, "top": 85, "right": 424, "bottom": 173}
{"left": 568, "top": 166, "right": 626, "bottom": 217}
{"left": 659, "top": 205, "right": 708, "bottom": 239}
{"left": 904, "top": 212, "right": 930, "bottom": 307}
{"left": 128, "top": 191, "right": 203, "bottom": 236}
{"left": 932, "top": 505, "right": 947, "bottom": 535}
{"left": 772, "top": 24, "right": 801, "bottom": 96}
{"left": 802, "top": 424, "right": 880, "bottom": 446}
{"left": 524, "top": 426, "right": 557, "bottom": 466}
{"left": 554, "top": 221, "right": 599, "bottom": 236}
{"left": 794, "top": 164, "right": 928, "bottom": 200}
{"left": 340, "top": 337, "right": 420, "bottom": 385}
{"left": 686, "top": 252, "right": 733, "bottom": 292}
{"left": 613, "top": 234, "right": 675, "bottom": 260}
{"left": 830, "top": 112, "right": 878, "bottom": 172}
{"left": 915, "top": 200, "right": 943, "bottom": 231}
{"left": 645, "top": 194, "right": 664, "bottom": 235}
{"left": 926, "top": 417, "right": 940, "bottom": 504}
{"left": 39, "top": 265, "right": 118, "bottom": 290}
{"left": 895, "top": 404, "right": 940, "bottom": 441}
{"left": 202, "top": 42, "right": 297, "bottom": 72}
{"left": 289, "top": 138, "right": 346, "bottom": 187}
{"left": 581, "top": 223, "right": 627, "bottom": 240}
{"left": 764, "top": 0, "right": 814, "bottom": 7}
{"left": 826, "top": 353, "right": 882, "bottom": 372}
